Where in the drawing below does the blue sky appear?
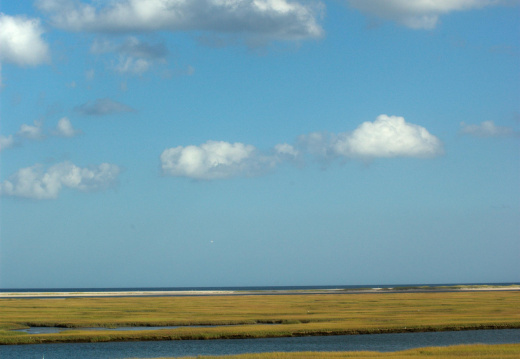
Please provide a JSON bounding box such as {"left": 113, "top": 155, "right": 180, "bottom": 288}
{"left": 1, "top": 0, "right": 519, "bottom": 288}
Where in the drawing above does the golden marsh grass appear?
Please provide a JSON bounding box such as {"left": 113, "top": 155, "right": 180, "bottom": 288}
{"left": 1, "top": 291, "right": 519, "bottom": 344}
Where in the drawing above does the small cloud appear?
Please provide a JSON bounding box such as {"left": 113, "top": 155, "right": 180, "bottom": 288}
{"left": 0, "top": 161, "right": 121, "bottom": 200}
{"left": 17, "top": 120, "right": 44, "bottom": 140}
{"left": 161, "top": 140, "right": 275, "bottom": 180}
{"left": 0, "top": 135, "right": 15, "bottom": 152}
{"left": 460, "top": 120, "right": 517, "bottom": 137}
{"left": 53, "top": 117, "right": 81, "bottom": 137}
{"left": 75, "top": 98, "right": 135, "bottom": 116}
{"left": 299, "top": 115, "right": 443, "bottom": 160}
{"left": 337, "top": 114, "right": 443, "bottom": 158}
{"left": 0, "top": 13, "right": 50, "bottom": 66}
{"left": 66, "top": 81, "right": 77, "bottom": 88}
{"left": 2, "top": 118, "right": 81, "bottom": 150}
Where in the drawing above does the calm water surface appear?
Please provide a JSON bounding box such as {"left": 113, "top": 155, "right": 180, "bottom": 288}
{"left": 14, "top": 326, "right": 211, "bottom": 334}
{"left": 1, "top": 329, "right": 519, "bottom": 359}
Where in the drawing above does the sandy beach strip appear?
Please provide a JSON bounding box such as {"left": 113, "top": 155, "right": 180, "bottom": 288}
{"left": 1, "top": 286, "right": 519, "bottom": 298}
{"left": 0, "top": 290, "right": 236, "bottom": 298}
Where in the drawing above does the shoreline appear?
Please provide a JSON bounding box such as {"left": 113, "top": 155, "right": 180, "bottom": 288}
{"left": 2, "top": 286, "right": 519, "bottom": 298}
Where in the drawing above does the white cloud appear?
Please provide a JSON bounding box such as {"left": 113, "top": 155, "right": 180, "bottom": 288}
{"left": 299, "top": 115, "right": 443, "bottom": 160}
{"left": 0, "top": 162, "right": 121, "bottom": 200}
{"left": 17, "top": 121, "right": 44, "bottom": 140}
{"left": 0, "top": 135, "right": 15, "bottom": 152}
{"left": 460, "top": 120, "right": 516, "bottom": 137}
{"left": 0, "top": 13, "right": 50, "bottom": 66}
{"left": 53, "top": 117, "right": 81, "bottom": 137}
{"left": 337, "top": 115, "right": 443, "bottom": 158}
{"left": 36, "top": 0, "right": 324, "bottom": 41}
{"left": 346, "top": 0, "right": 514, "bottom": 29}
{"left": 75, "top": 97, "right": 135, "bottom": 115}
{"left": 2, "top": 118, "right": 80, "bottom": 149}
{"left": 161, "top": 140, "right": 272, "bottom": 180}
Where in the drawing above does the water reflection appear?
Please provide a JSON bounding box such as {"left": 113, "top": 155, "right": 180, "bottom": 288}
{"left": 1, "top": 329, "right": 519, "bottom": 359}
{"left": 14, "top": 323, "right": 277, "bottom": 334}
{"left": 14, "top": 326, "right": 185, "bottom": 334}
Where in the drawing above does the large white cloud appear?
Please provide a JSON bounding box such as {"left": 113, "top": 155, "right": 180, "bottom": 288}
{"left": 161, "top": 140, "right": 273, "bottom": 179}
{"left": 460, "top": 120, "right": 517, "bottom": 137}
{"left": 337, "top": 115, "right": 443, "bottom": 158}
{"left": 0, "top": 162, "right": 121, "bottom": 200}
{"left": 0, "top": 13, "right": 50, "bottom": 66}
{"left": 299, "top": 115, "right": 443, "bottom": 160}
{"left": 346, "top": 0, "right": 515, "bottom": 29}
{"left": 36, "top": 0, "right": 324, "bottom": 41}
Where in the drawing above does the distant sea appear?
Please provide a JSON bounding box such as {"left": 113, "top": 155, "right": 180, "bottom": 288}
{"left": 1, "top": 282, "right": 518, "bottom": 292}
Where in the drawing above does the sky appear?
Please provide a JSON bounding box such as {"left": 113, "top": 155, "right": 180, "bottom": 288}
{"left": 0, "top": 0, "right": 519, "bottom": 289}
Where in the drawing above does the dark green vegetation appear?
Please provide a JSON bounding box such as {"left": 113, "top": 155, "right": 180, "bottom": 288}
{"left": 1, "top": 291, "right": 519, "bottom": 345}
{"left": 144, "top": 344, "right": 520, "bottom": 359}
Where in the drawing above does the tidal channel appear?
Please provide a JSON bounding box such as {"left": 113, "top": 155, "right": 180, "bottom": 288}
{"left": 1, "top": 328, "right": 519, "bottom": 359}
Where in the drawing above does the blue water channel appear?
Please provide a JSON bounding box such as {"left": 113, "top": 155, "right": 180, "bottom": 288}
{"left": 1, "top": 329, "right": 519, "bottom": 359}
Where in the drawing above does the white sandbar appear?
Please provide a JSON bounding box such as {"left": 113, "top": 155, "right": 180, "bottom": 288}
{"left": 0, "top": 290, "right": 235, "bottom": 298}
